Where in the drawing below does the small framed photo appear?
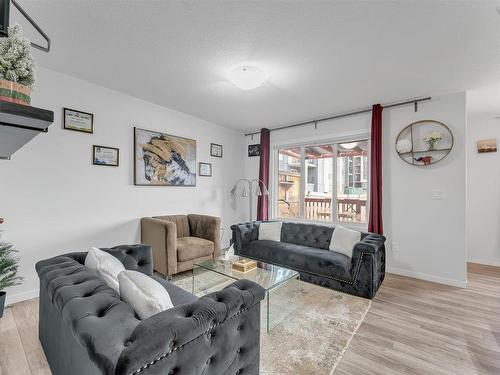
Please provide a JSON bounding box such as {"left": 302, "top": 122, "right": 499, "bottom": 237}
{"left": 93, "top": 145, "right": 119, "bottom": 167}
{"left": 248, "top": 144, "right": 261, "bottom": 157}
{"left": 63, "top": 108, "right": 94, "bottom": 133}
{"left": 199, "top": 162, "right": 212, "bottom": 177}
{"left": 477, "top": 139, "right": 497, "bottom": 153}
{"left": 210, "top": 143, "right": 223, "bottom": 158}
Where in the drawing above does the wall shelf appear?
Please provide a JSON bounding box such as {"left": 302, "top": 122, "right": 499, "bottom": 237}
{"left": 0, "top": 101, "right": 54, "bottom": 159}
{"left": 395, "top": 120, "right": 454, "bottom": 166}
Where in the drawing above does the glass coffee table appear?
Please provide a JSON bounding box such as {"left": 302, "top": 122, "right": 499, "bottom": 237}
{"left": 193, "top": 256, "right": 300, "bottom": 333}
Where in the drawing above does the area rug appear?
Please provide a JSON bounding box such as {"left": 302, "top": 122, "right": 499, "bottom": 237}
{"left": 173, "top": 272, "right": 371, "bottom": 375}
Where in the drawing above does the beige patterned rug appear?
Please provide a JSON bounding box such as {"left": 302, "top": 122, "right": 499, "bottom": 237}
{"left": 173, "top": 272, "right": 371, "bottom": 375}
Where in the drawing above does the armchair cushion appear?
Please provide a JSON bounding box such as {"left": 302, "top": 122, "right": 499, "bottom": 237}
{"left": 177, "top": 236, "right": 214, "bottom": 262}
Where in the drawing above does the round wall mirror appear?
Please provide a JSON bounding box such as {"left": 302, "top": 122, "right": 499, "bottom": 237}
{"left": 395, "top": 120, "right": 454, "bottom": 166}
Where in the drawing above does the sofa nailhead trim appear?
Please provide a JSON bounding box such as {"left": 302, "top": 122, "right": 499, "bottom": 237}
{"left": 130, "top": 306, "right": 251, "bottom": 375}
{"left": 235, "top": 252, "right": 370, "bottom": 286}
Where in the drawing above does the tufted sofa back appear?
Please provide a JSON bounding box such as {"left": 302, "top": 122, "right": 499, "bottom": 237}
{"left": 231, "top": 221, "right": 368, "bottom": 251}
{"left": 281, "top": 222, "right": 335, "bottom": 249}
{"left": 36, "top": 246, "right": 265, "bottom": 375}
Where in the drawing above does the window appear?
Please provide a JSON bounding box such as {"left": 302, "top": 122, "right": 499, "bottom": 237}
{"left": 274, "top": 139, "right": 369, "bottom": 225}
{"left": 277, "top": 147, "right": 301, "bottom": 219}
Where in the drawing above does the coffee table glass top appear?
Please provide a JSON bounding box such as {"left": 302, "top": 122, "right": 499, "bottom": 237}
{"left": 194, "top": 255, "right": 299, "bottom": 291}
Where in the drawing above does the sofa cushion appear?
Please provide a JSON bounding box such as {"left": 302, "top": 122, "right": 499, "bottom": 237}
{"left": 329, "top": 225, "right": 361, "bottom": 258}
{"left": 242, "top": 240, "right": 352, "bottom": 281}
{"left": 119, "top": 270, "right": 174, "bottom": 319}
{"left": 85, "top": 247, "right": 125, "bottom": 292}
{"left": 177, "top": 236, "right": 214, "bottom": 262}
{"left": 258, "top": 221, "right": 282, "bottom": 241}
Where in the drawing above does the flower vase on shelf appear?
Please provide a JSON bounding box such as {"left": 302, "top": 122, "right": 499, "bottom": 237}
{"left": 424, "top": 131, "right": 442, "bottom": 151}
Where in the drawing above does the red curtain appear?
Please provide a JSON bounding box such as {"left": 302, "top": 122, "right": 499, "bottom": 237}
{"left": 368, "top": 104, "right": 384, "bottom": 234}
{"left": 257, "top": 128, "right": 270, "bottom": 221}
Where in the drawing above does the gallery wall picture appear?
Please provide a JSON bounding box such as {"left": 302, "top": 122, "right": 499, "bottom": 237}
{"left": 93, "top": 145, "right": 119, "bottom": 167}
{"left": 199, "top": 162, "right": 212, "bottom": 177}
{"left": 210, "top": 143, "right": 223, "bottom": 158}
{"left": 477, "top": 139, "right": 497, "bottom": 153}
{"left": 63, "top": 108, "right": 94, "bottom": 133}
{"left": 248, "top": 144, "right": 260, "bottom": 157}
{"left": 134, "top": 127, "right": 196, "bottom": 186}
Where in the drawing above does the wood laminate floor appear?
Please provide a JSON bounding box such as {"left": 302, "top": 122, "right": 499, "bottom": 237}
{"left": 0, "top": 263, "right": 498, "bottom": 375}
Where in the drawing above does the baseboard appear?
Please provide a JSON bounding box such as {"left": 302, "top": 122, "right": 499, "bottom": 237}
{"left": 386, "top": 267, "right": 467, "bottom": 288}
{"left": 467, "top": 258, "right": 500, "bottom": 267}
{"left": 5, "top": 289, "right": 39, "bottom": 306}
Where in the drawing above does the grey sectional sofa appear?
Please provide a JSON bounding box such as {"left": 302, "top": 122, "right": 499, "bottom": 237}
{"left": 36, "top": 244, "right": 265, "bottom": 375}
{"left": 231, "top": 222, "right": 386, "bottom": 299}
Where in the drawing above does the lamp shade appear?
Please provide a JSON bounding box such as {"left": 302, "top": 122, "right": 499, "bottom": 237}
{"left": 230, "top": 184, "right": 238, "bottom": 196}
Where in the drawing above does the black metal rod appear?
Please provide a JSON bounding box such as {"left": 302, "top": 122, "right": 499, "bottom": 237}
{"left": 244, "top": 96, "right": 432, "bottom": 136}
{"left": 10, "top": 0, "right": 50, "bottom": 52}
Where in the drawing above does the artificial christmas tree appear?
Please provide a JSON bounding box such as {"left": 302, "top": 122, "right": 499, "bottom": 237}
{"left": 0, "top": 23, "right": 35, "bottom": 105}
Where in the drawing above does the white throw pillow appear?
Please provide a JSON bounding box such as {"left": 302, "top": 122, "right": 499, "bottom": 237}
{"left": 85, "top": 247, "right": 125, "bottom": 292}
{"left": 118, "top": 270, "right": 174, "bottom": 319}
{"left": 329, "top": 225, "right": 361, "bottom": 258}
{"left": 258, "top": 221, "right": 282, "bottom": 241}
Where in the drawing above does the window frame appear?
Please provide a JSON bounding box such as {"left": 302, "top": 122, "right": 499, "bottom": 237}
{"left": 271, "top": 133, "right": 370, "bottom": 231}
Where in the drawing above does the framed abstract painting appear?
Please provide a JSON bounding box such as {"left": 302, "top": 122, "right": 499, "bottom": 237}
{"left": 134, "top": 127, "right": 196, "bottom": 186}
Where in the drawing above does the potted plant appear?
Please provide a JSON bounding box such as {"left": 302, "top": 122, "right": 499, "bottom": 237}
{"left": 0, "top": 242, "right": 23, "bottom": 318}
{"left": 0, "top": 24, "right": 35, "bottom": 106}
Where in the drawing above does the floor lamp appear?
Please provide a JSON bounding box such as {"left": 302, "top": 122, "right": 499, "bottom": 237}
{"left": 226, "top": 178, "right": 269, "bottom": 258}
{"left": 230, "top": 178, "right": 269, "bottom": 222}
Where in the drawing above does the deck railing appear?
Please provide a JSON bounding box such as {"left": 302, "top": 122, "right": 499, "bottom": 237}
{"left": 277, "top": 196, "right": 367, "bottom": 223}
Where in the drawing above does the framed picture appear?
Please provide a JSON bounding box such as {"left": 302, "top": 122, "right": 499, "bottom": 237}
{"left": 93, "top": 145, "right": 119, "bottom": 167}
{"left": 199, "top": 162, "right": 212, "bottom": 177}
{"left": 210, "top": 143, "right": 223, "bottom": 158}
{"left": 63, "top": 108, "right": 94, "bottom": 133}
{"left": 248, "top": 144, "right": 261, "bottom": 157}
{"left": 477, "top": 139, "right": 497, "bottom": 153}
{"left": 134, "top": 127, "right": 196, "bottom": 186}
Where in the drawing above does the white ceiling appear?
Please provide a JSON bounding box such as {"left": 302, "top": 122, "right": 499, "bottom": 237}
{"left": 13, "top": 1, "right": 500, "bottom": 132}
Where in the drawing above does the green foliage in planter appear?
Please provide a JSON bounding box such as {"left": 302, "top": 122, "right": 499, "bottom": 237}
{"left": 0, "top": 24, "right": 36, "bottom": 87}
{"left": 0, "top": 242, "right": 23, "bottom": 291}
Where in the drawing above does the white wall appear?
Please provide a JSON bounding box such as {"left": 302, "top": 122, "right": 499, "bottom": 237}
{"left": 466, "top": 115, "right": 500, "bottom": 266}
{"left": 384, "top": 93, "right": 467, "bottom": 287}
{"left": 0, "top": 67, "right": 247, "bottom": 305}
{"left": 245, "top": 92, "right": 468, "bottom": 287}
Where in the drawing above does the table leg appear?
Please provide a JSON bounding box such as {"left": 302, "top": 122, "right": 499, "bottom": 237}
{"left": 266, "top": 290, "right": 270, "bottom": 334}
{"left": 192, "top": 265, "right": 196, "bottom": 295}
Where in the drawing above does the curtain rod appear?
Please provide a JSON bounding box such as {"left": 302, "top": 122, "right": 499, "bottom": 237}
{"left": 244, "top": 96, "right": 432, "bottom": 137}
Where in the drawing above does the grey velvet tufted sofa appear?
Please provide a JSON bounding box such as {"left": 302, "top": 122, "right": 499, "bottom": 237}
{"left": 231, "top": 222, "right": 386, "bottom": 299}
{"left": 35, "top": 244, "right": 265, "bottom": 375}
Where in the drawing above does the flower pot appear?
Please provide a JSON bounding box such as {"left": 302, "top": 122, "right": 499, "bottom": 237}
{"left": 0, "top": 291, "right": 5, "bottom": 318}
{"left": 0, "top": 79, "right": 31, "bottom": 106}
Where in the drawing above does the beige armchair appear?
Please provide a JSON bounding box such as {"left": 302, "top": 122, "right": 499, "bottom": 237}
{"left": 141, "top": 214, "right": 221, "bottom": 277}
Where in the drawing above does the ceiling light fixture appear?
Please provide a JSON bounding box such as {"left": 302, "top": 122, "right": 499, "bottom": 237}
{"left": 228, "top": 65, "right": 268, "bottom": 90}
{"left": 342, "top": 142, "right": 358, "bottom": 149}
